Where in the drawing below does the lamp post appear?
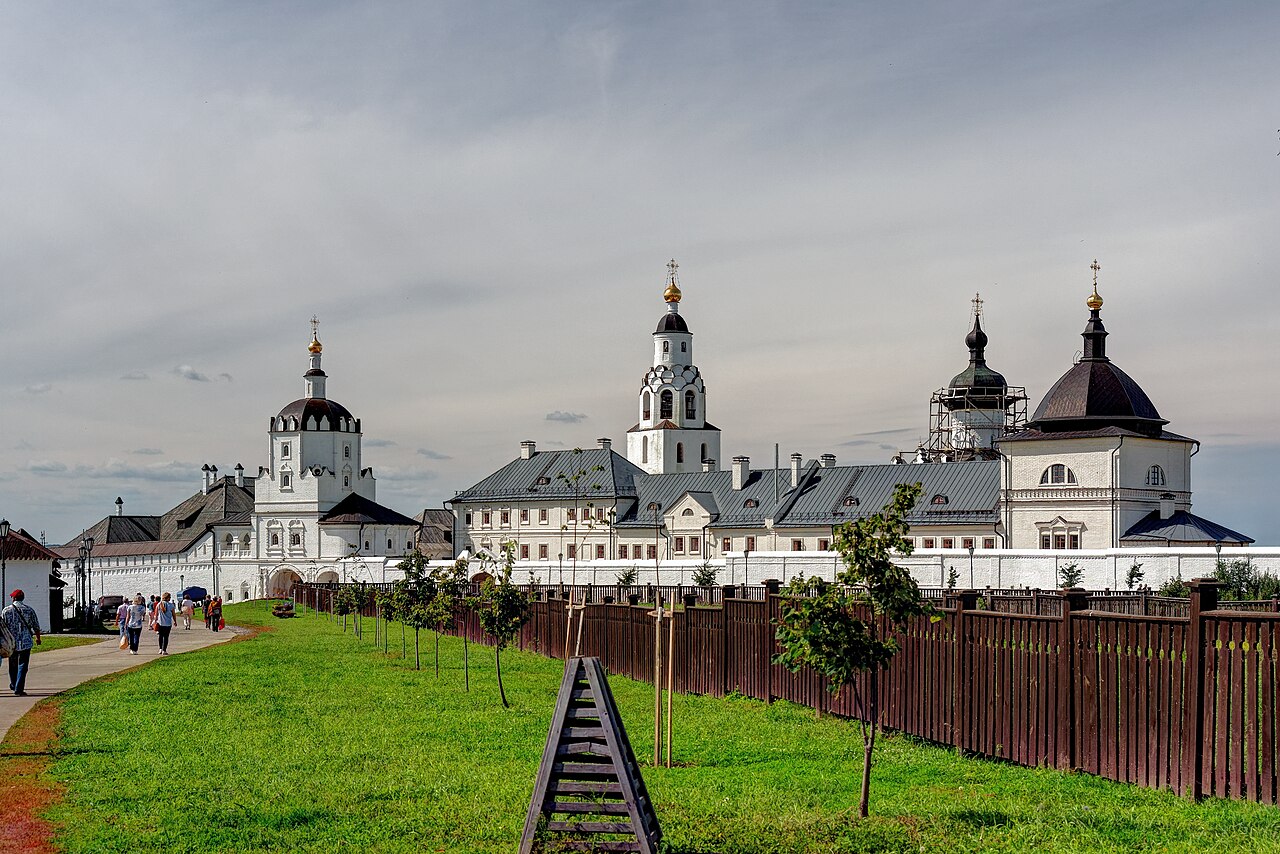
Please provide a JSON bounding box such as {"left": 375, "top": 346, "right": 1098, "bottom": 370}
{"left": 74, "top": 557, "right": 85, "bottom": 626}
{"left": 78, "top": 545, "right": 89, "bottom": 626}
{"left": 83, "top": 535, "right": 95, "bottom": 610}
{"left": 0, "top": 518, "right": 11, "bottom": 601}
{"left": 968, "top": 544, "right": 976, "bottom": 589}
{"left": 648, "top": 502, "right": 662, "bottom": 586}
{"left": 180, "top": 574, "right": 185, "bottom": 600}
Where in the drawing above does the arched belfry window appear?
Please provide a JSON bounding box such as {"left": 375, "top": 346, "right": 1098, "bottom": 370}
{"left": 676, "top": 443, "right": 684, "bottom": 463}
{"left": 659, "top": 390, "right": 673, "bottom": 419}
{"left": 1146, "top": 464, "right": 1166, "bottom": 486}
{"left": 642, "top": 391, "right": 651, "bottom": 420}
{"left": 1040, "top": 464, "right": 1077, "bottom": 486}
{"left": 662, "top": 341, "right": 669, "bottom": 354}
{"left": 684, "top": 390, "right": 696, "bottom": 420}
{"left": 641, "top": 436, "right": 648, "bottom": 464}
{"left": 681, "top": 342, "right": 686, "bottom": 353}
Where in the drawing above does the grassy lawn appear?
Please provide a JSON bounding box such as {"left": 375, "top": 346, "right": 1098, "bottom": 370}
{"left": 32, "top": 636, "right": 103, "bottom": 654}
{"left": 33, "top": 603, "right": 1280, "bottom": 853}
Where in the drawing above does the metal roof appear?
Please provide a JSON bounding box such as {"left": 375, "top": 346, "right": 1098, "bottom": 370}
{"left": 1001, "top": 426, "right": 1195, "bottom": 444}
{"left": 451, "top": 448, "right": 644, "bottom": 504}
{"left": 1121, "top": 510, "right": 1253, "bottom": 545}
{"left": 318, "top": 493, "right": 419, "bottom": 527}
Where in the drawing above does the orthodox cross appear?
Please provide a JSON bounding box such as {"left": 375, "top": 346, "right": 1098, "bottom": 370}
{"left": 310, "top": 315, "right": 320, "bottom": 339}
{"left": 667, "top": 258, "right": 678, "bottom": 284}
{"left": 971, "top": 292, "right": 983, "bottom": 318}
{"left": 1090, "top": 259, "right": 1101, "bottom": 287}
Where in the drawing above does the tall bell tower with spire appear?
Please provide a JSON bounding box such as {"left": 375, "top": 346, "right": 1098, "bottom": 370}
{"left": 626, "top": 261, "right": 722, "bottom": 475}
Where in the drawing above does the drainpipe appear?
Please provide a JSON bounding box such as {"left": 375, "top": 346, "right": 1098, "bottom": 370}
{"left": 1110, "top": 437, "right": 1125, "bottom": 548}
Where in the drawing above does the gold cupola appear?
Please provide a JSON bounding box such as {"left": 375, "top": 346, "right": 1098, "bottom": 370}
{"left": 308, "top": 315, "right": 323, "bottom": 353}
{"left": 1086, "top": 259, "right": 1104, "bottom": 310}
{"left": 663, "top": 258, "right": 682, "bottom": 303}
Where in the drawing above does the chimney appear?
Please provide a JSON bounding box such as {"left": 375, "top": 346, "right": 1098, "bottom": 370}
{"left": 1159, "top": 492, "right": 1175, "bottom": 520}
{"left": 732, "top": 456, "right": 750, "bottom": 491}
{"left": 598, "top": 437, "right": 611, "bottom": 452}
{"left": 115, "top": 496, "right": 124, "bottom": 517}
{"left": 235, "top": 463, "right": 245, "bottom": 488}
{"left": 520, "top": 440, "right": 536, "bottom": 460}
{"left": 201, "top": 464, "right": 212, "bottom": 494}
{"left": 790, "top": 452, "right": 803, "bottom": 488}
{"left": 702, "top": 459, "right": 716, "bottom": 472}
{"left": 819, "top": 453, "right": 836, "bottom": 469}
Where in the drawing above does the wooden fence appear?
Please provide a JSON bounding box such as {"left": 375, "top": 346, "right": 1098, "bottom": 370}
{"left": 293, "top": 579, "right": 1278, "bottom": 804}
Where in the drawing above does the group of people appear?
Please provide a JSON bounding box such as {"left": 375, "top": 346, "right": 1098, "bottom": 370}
{"left": 115, "top": 593, "right": 223, "bottom": 654}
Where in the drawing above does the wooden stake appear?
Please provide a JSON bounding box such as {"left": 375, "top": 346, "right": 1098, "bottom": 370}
{"left": 573, "top": 593, "right": 587, "bottom": 657}
{"left": 563, "top": 589, "right": 574, "bottom": 658}
{"left": 653, "top": 596, "right": 664, "bottom": 767}
{"left": 666, "top": 603, "right": 674, "bottom": 768}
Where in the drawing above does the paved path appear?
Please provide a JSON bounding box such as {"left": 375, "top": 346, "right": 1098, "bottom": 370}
{"left": 1, "top": 625, "right": 238, "bottom": 743}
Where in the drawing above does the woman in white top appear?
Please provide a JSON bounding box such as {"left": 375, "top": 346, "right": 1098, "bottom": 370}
{"left": 153, "top": 592, "right": 176, "bottom": 655}
{"left": 180, "top": 596, "right": 194, "bottom": 630}
{"left": 124, "top": 595, "right": 147, "bottom": 655}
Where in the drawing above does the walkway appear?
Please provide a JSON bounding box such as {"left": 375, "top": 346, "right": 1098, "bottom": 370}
{"left": 0, "top": 625, "right": 238, "bottom": 743}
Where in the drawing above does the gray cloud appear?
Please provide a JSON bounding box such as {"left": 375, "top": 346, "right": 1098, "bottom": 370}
{"left": 364, "top": 438, "right": 396, "bottom": 448}
{"left": 546, "top": 411, "right": 588, "bottom": 424}
{"left": 173, "top": 365, "right": 211, "bottom": 382}
{"left": 24, "top": 383, "right": 52, "bottom": 394}
{"left": 218, "top": 372, "right": 234, "bottom": 382}
{"left": 27, "top": 460, "right": 68, "bottom": 473}
{"left": 416, "top": 448, "right": 451, "bottom": 460}
{"left": 120, "top": 371, "right": 149, "bottom": 381}
{"left": 132, "top": 448, "right": 164, "bottom": 456}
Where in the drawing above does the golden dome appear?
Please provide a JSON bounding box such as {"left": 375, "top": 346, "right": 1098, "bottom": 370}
{"left": 664, "top": 281, "right": 682, "bottom": 303}
{"left": 1086, "top": 287, "right": 1103, "bottom": 311}
{"left": 308, "top": 336, "right": 323, "bottom": 354}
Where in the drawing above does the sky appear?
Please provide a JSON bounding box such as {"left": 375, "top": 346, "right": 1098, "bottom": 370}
{"left": 1, "top": 2, "right": 1277, "bottom": 546}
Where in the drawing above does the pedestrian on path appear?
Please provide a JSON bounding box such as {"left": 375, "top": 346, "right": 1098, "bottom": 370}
{"left": 124, "top": 595, "right": 147, "bottom": 655}
{"left": 209, "top": 597, "right": 224, "bottom": 632}
{"left": 116, "top": 599, "right": 129, "bottom": 641}
{"left": 180, "top": 595, "right": 194, "bottom": 630}
{"left": 153, "top": 592, "right": 176, "bottom": 654}
{"left": 3, "top": 590, "right": 42, "bottom": 696}
{"left": 203, "top": 596, "right": 212, "bottom": 630}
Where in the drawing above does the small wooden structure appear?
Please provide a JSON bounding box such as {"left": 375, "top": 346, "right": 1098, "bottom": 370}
{"left": 519, "top": 656, "right": 661, "bottom": 853}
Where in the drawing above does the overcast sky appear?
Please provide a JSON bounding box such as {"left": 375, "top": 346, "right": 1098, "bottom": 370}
{"left": 2, "top": 2, "right": 1277, "bottom": 546}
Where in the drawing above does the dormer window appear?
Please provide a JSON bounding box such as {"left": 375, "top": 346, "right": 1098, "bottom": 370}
{"left": 1146, "top": 465, "right": 1166, "bottom": 486}
{"left": 743, "top": 498, "right": 758, "bottom": 508}
{"left": 1040, "top": 464, "right": 1077, "bottom": 486}
{"left": 843, "top": 497, "right": 859, "bottom": 507}
{"left": 931, "top": 494, "right": 949, "bottom": 505}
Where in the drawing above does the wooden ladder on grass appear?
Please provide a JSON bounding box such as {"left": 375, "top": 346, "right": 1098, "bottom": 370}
{"left": 518, "top": 656, "right": 661, "bottom": 853}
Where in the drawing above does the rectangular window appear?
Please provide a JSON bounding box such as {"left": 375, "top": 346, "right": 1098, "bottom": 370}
{"left": 520, "top": 544, "right": 529, "bottom": 560}
{"left": 539, "top": 508, "right": 548, "bottom": 524}
{"left": 962, "top": 537, "right": 974, "bottom": 550}
{"left": 596, "top": 507, "right": 606, "bottom": 521}
{"left": 922, "top": 537, "right": 936, "bottom": 549}
{"left": 539, "top": 544, "right": 549, "bottom": 560}
{"left": 1054, "top": 534, "right": 1067, "bottom": 550}
{"left": 1069, "top": 533, "right": 1080, "bottom": 550}
{"left": 567, "top": 544, "right": 577, "bottom": 559}
{"left": 818, "top": 538, "right": 830, "bottom": 551}
{"left": 673, "top": 536, "right": 685, "bottom": 553}
{"left": 942, "top": 538, "right": 954, "bottom": 549}
{"left": 791, "top": 539, "right": 804, "bottom": 552}
{"left": 500, "top": 510, "right": 510, "bottom": 526}
{"left": 595, "top": 544, "right": 605, "bottom": 559}
{"left": 746, "top": 536, "right": 756, "bottom": 552}
{"left": 722, "top": 537, "right": 731, "bottom": 552}
{"left": 481, "top": 511, "right": 491, "bottom": 527}
{"left": 1041, "top": 534, "right": 1052, "bottom": 550}
{"left": 618, "top": 545, "right": 628, "bottom": 559}
{"left": 520, "top": 509, "right": 529, "bottom": 523}
{"left": 646, "top": 545, "right": 657, "bottom": 560}
{"left": 688, "top": 536, "right": 699, "bottom": 553}
{"left": 567, "top": 508, "right": 576, "bottom": 522}
{"left": 982, "top": 537, "right": 996, "bottom": 549}
{"left": 465, "top": 511, "right": 473, "bottom": 526}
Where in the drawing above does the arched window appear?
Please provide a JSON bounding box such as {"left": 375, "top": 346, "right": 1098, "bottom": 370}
{"left": 659, "top": 390, "right": 673, "bottom": 419}
{"left": 681, "top": 508, "right": 695, "bottom": 517}
{"left": 642, "top": 391, "right": 651, "bottom": 420}
{"left": 1040, "top": 464, "right": 1078, "bottom": 486}
{"left": 743, "top": 498, "right": 758, "bottom": 508}
{"left": 662, "top": 340, "right": 669, "bottom": 354}
{"left": 241, "top": 534, "right": 250, "bottom": 547}
{"left": 344, "top": 445, "right": 350, "bottom": 459}
{"left": 280, "top": 443, "right": 290, "bottom": 459}
{"left": 343, "top": 475, "right": 350, "bottom": 488}
{"left": 224, "top": 534, "right": 233, "bottom": 548}
{"left": 931, "top": 494, "right": 949, "bottom": 505}
{"left": 684, "top": 390, "right": 696, "bottom": 420}
{"left": 289, "top": 532, "right": 300, "bottom": 546}
{"left": 676, "top": 443, "right": 684, "bottom": 463}
{"left": 270, "top": 533, "right": 279, "bottom": 546}
{"left": 387, "top": 538, "right": 393, "bottom": 550}
{"left": 641, "top": 437, "right": 648, "bottom": 464}
{"left": 1146, "top": 464, "right": 1166, "bottom": 486}
{"left": 844, "top": 496, "right": 859, "bottom": 507}
{"left": 681, "top": 342, "right": 686, "bottom": 352}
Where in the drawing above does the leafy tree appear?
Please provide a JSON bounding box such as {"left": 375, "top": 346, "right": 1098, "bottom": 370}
{"left": 333, "top": 586, "right": 357, "bottom": 632}
{"left": 692, "top": 560, "right": 720, "bottom": 588}
{"left": 428, "top": 559, "right": 471, "bottom": 685}
{"left": 467, "top": 543, "right": 533, "bottom": 708}
{"left": 1157, "top": 575, "right": 1190, "bottom": 598}
{"left": 402, "top": 592, "right": 433, "bottom": 671}
{"left": 1125, "top": 561, "right": 1145, "bottom": 591}
{"left": 555, "top": 449, "right": 605, "bottom": 585}
{"left": 615, "top": 565, "right": 639, "bottom": 587}
{"left": 376, "top": 590, "right": 397, "bottom": 654}
{"left": 946, "top": 566, "right": 959, "bottom": 590}
{"left": 1214, "top": 557, "right": 1280, "bottom": 600}
{"left": 773, "top": 482, "right": 935, "bottom": 818}
{"left": 1059, "top": 562, "right": 1084, "bottom": 588}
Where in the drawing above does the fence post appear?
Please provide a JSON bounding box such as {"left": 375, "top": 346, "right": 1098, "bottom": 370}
{"left": 1058, "top": 587, "right": 1088, "bottom": 770}
{"left": 949, "top": 589, "right": 980, "bottom": 752}
{"left": 1182, "top": 578, "right": 1220, "bottom": 801}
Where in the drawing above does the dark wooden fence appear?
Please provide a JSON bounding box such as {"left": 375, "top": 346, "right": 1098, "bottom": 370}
{"left": 292, "top": 579, "right": 1278, "bottom": 805}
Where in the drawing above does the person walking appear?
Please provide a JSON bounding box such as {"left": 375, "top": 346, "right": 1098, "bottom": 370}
{"left": 209, "top": 596, "right": 224, "bottom": 633}
{"left": 116, "top": 599, "right": 130, "bottom": 642}
{"left": 180, "top": 594, "right": 194, "bottom": 630}
{"left": 3, "top": 589, "right": 42, "bottom": 696}
{"left": 124, "top": 595, "right": 147, "bottom": 655}
{"left": 153, "top": 592, "right": 176, "bottom": 654}
{"left": 203, "top": 596, "right": 213, "bottom": 630}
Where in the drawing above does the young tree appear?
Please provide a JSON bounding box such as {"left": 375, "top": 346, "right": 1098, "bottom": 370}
{"left": 1125, "top": 561, "right": 1145, "bottom": 591}
{"left": 946, "top": 566, "right": 960, "bottom": 590}
{"left": 376, "top": 590, "right": 396, "bottom": 654}
{"left": 1059, "top": 562, "right": 1084, "bottom": 588}
{"left": 333, "top": 586, "right": 357, "bottom": 633}
{"left": 555, "top": 449, "right": 605, "bottom": 585}
{"left": 692, "top": 560, "right": 719, "bottom": 588}
{"left": 467, "top": 543, "right": 533, "bottom": 708}
{"left": 773, "top": 482, "right": 935, "bottom": 818}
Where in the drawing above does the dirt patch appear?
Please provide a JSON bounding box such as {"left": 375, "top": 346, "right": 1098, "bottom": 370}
{"left": 0, "top": 700, "right": 65, "bottom": 854}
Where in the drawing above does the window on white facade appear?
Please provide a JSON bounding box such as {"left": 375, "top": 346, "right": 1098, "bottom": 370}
{"left": 281, "top": 473, "right": 292, "bottom": 489}
{"left": 722, "top": 538, "right": 731, "bottom": 552}
{"left": 681, "top": 341, "right": 686, "bottom": 352}
{"left": 676, "top": 443, "right": 684, "bottom": 464}
{"left": 662, "top": 340, "right": 669, "bottom": 354}
{"left": 681, "top": 508, "right": 695, "bottom": 517}
{"left": 619, "top": 545, "right": 628, "bottom": 559}
{"left": 520, "top": 509, "right": 529, "bottom": 523}
{"left": 270, "top": 533, "right": 280, "bottom": 546}
{"left": 942, "top": 537, "right": 954, "bottom": 549}
{"left": 745, "top": 536, "right": 756, "bottom": 552}
{"left": 983, "top": 537, "right": 996, "bottom": 549}
{"left": 595, "top": 544, "right": 605, "bottom": 559}
{"left": 674, "top": 537, "right": 685, "bottom": 553}
{"left": 642, "top": 437, "right": 648, "bottom": 464}
{"left": 344, "top": 445, "right": 350, "bottom": 459}
{"left": 520, "top": 544, "right": 529, "bottom": 560}
{"left": 539, "top": 544, "right": 548, "bottom": 560}
{"left": 1040, "top": 464, "right": 1077, "bottom": 485}
{"left": 1147, "top": 465, "right": 1166, "bottom": 486}
{"left": 684, "top": 391, "right": 696, "bottom": 420}
{"left": 700, "top": 443, "right": 707, "bottom": 463}
{"left": 281, "top": 444, "right": 290, "bottom": 458}
{"left": 643, "top": 392, "right": 651, "bottom": 420}
{"left": 791, "top": 539, "right": 804, "bottom": 551}
{"left": 539, "top": 508, "right": 548, "bottom": 524}
{"left": 659, "top": 390, "right": 673, "bottom": 419}
{"left": 289, "top": 533, "right": 301, "bottom": 546}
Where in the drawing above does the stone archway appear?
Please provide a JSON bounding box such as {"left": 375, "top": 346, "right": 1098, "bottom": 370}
{"left": 269, "top": 568, "right": 303, "bottom": 597}
{"left": 470, "top": 571, "right": 493, "bottom": 584}
{"left": 315, "top": 570, "right": 340, "bottom": 585}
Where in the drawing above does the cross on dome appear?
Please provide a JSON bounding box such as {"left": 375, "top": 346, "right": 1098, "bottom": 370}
{"left": 972, "top": 292, "right": 983, "bottom": 318}
{"left": 1087, "top": 260, "right": 1104, "bottom": 310}
{"left": 663, "top": 259, "right": 682, "bottom": 303}
{"left": 308, "top": 316, "right": 323, "bottom": 353}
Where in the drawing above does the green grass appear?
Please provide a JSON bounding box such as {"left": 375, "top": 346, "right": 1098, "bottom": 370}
{"left": 32, "top": 636, "right": 102, "bottom": 654}
{"left": 37, "top": 603, "right": 1280, "bottom": 853}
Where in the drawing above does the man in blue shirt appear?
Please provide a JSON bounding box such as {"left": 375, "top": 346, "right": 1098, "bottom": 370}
{"left": 3, "top": 589, "right": 43, "bottom": 696}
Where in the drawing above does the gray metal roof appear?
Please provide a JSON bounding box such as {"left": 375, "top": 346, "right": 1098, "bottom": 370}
{"left": 1121, "top": 510, "right": 1253, "bottom": 545}
{"left": 451, "top": 448, "right": 645, "bottom": 504}
{"left": 615, "top": 459, "right": 1000, "bottom": 529}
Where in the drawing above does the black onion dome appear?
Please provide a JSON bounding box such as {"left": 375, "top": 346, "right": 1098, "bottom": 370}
{"left": 943, "top": 315, "right": 1008, "bottom": 410}
{"left": 274, "top": 398, "right": 358, "bottom": 431}
{"left": 655, "top": 312, "right": 689, "bottom": 334}
{"left": 1027, "top": 299, "right": 1166, "bottom": 436}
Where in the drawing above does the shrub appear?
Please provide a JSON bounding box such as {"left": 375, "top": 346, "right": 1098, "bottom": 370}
{"left": 1059, "top": 563, "right": 1084, "bottom": 588}
{"left": 692, "top": 561, "right": 720, "bottom": 587}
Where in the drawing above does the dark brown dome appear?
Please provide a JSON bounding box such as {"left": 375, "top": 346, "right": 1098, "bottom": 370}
{"left": 273, "top": 398, "right": 359, "bottom": 432}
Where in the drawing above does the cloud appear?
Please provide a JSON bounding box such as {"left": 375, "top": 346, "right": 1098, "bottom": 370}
{"left": 364, "top": 438, "right": 396, "bottom": 447}
{"left": 24, "top": 383, "right": 52, "bottom": 394}
{"left": 374, "top": 465, "right": 438, "bottom": 482}
{"left": 173, "top": 365, "right": 210, "bottom": 382}
{"left": 546, "top": 411, "right": 588, "bottom": 423}
{"left": 76, "top": 459, "right": 195, "bottom": 481}
{"left": 416, "top": 448, "right": 451, "bottom": 460}
{"left": 132, "top": 448, "right": 164, "bottom": 456}
{"left": 13, "top": 440, "right": 35, "bottom": 451}
{"left": 120, "top": 371, "right": 149, "bottom": 381}
{"left": 27, "top": 459, "right": 68, "bottom": 473}
{"left": 218, "top": 372, "right": 234, "bottom": 382}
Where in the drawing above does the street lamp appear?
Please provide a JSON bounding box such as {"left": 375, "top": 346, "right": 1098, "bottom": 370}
{"left": 82, "top": 535, "right": 95, "bottom": 610}
{"left": 648, "top": 502, "right": 662, "bottom": 586}
{"left": 968, "top": 544, "right": 975, "bottom": 589}
{"left": 74, "top": 557, "right": 85, "bottom": 626}
{"left": 0, "top": 518, "right": 10, "bottom": 597}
